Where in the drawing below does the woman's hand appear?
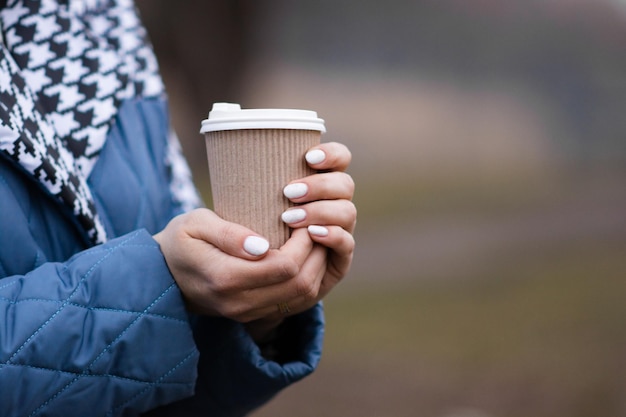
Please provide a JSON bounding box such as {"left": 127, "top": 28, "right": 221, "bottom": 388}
{"left": 245, "top": 142, "right": 357, "bottom": 339}
{"left": 153, "top": 209, "right": 318, "bottom": 322}
{"left": 280, "top": 141, "right": 356, "bottom": 298}
{"left": 154, "top": 141, "right": 356, "bottom": 342}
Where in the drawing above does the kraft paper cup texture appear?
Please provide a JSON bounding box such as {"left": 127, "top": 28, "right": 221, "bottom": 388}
{"left": 201, "top": 104, "right": 325, "bottom": 248}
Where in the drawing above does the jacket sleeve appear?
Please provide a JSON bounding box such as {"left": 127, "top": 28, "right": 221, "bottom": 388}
{"left": 144, "top": 304, "right": 325, "bottom": 417}
{"left": 0, "top": 229, "right": 200, "bottom": 417}
{"left": 0, "top": 226, "right": 325, "bottom": 417}
{"left": 195, "top": 305, "right": 325, "bottom": 416}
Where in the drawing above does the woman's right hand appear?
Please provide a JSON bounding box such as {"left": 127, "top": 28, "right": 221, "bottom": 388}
{"left": 153, "top": 208, "right": 317, "bottom": 323}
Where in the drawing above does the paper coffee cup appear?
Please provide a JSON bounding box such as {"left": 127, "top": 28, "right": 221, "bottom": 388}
{"left": 200, "top": 103, "right": 326, "bottom": 248}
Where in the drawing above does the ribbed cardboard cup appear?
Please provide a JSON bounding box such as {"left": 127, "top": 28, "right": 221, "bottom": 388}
{"left": 200, "top": 103, "right": 326, "bottom": 248}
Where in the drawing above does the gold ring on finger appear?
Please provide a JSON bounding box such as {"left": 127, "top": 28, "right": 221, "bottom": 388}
{"left": 277, "top": 301, "right": 291, "bottom": 315}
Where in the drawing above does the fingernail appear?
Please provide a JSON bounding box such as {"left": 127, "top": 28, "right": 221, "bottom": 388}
{"left": 306, "top": 149, "right": 326, "bottom": 165}
{"left": 283, "top": 183, "right": 308, "bottom": 199}
{"left": 307, "top": 225, "right": 329, "bottom": 237}
{"left": 281, "top": 208, "right": 307, "bottom": 224}
{"left": 244, "top": 236, "right": 270, "bottom": 256}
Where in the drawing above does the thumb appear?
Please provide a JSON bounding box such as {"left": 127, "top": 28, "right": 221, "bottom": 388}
{"left": 187, "top": 209, "right": 270, "bottom": 260}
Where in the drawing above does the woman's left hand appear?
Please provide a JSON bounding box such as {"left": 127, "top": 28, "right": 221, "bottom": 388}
{"left": 281, "top": 141, "right": 356, "bottom": 287}
{"left": 245, "top": 141, "right": 356, "bottom": 342}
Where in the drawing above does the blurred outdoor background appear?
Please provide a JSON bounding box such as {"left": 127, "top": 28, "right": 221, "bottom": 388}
{"left": 136, "top": 1, "right": 626, "bottom": 416}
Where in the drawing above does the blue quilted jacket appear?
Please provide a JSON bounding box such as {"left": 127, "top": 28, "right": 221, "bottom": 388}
{"left": 0, "top": 1, "right": 324, "bottom": 416}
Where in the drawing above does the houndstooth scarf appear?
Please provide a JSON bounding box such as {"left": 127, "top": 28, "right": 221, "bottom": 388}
{"left": 0, "top": 0, "right": 198, "bottom": 245}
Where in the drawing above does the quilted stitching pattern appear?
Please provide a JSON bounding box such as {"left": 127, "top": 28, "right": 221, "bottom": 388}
{"left": 0, "top": 96, "right": 200, "bottom": 415}
{"left": 0, "top": 230, "right": 198, "bottom": 416}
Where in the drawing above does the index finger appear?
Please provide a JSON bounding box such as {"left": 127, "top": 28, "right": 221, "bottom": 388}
{"left": 306, "top": 142, "right": 352, "bottom": 172}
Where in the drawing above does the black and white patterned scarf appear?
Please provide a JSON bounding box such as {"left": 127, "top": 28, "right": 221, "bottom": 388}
{"left": 0, "top": 0, "right": 199, "bottom": 245}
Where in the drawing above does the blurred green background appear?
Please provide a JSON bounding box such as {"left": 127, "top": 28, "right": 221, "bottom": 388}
{"left": 137, "top": 1, "right": 626, "bottom": 416}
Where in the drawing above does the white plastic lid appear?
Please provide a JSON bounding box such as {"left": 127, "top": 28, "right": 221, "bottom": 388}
{"left": 200, "top": 102, "right": 326, "bottom": 133}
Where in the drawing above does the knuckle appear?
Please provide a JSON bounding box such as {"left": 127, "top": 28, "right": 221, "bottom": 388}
{"left": 210, "top": 284, "right": 256, "bottom": 322}
{"left": 215, "top": 222, "right": 237, "bottom": 249}
{"left": 294, "top": 277, "right": 319, "bottom": 300}
{"left": 345, "top": 233, "right": 356, "bottom": 253}
{"left": 276, "top": 257, "right": 300, "bottom": 280}
{"left": 330, "top": 142, "right": 352, "bottom": 166}
{"left": 344, "top": 174, "right": 355, "bottom": 196}
{"left": 346, "top": 201, "right": 357, "bottom": 221}
{"left": 333, "top": 229, "right": 356, "bottom": 257}
{"left": 185, "top": 208, "right": 207, "bottom": 227}
{"left": 337, "top": 201, "right": 357, "bottom": 227}
{"left": 209, "top": 270, "right": 239, "bottom": 295}
{"left": 220, "top": 302, "right": 249, "bottom": 323}
{"left": 171, "top": 212, "right": 192, "bottom": 233}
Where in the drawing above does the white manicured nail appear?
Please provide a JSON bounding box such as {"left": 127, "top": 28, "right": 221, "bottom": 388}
{"left": 306, "top": 149, "right": 326, "bottom": 165}
{"left": 243, "top": 236, "right": 269, "bottom": 256}
{"left": 307, "top": 225, "right": 329, "bottom": 237}
{"left": 281, "top": 208, "right": 307, "bottom": 224}
{"left": 283, "top": 183, "right": 308, "bottom": 199}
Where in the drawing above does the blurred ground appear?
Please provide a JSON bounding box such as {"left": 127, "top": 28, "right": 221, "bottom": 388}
{"left": 137, "top": 1, "right": 626, "bottom": 416}
{"left": 250, "top": 162, "right": 626, "bottom": 417}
